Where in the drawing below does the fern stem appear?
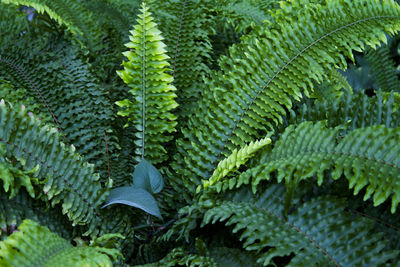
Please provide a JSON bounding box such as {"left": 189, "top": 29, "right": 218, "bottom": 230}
{"left": 171, "top": 0, "right": 188, "bottom": 82}
{"left": 104, "top": 131, "right": 110, "bottom": 179}
{"left": 0, "top": 57, "right": 65, "bottom": 137}
{"left": 142, "top": 3, "right": 146, "bottom": 159}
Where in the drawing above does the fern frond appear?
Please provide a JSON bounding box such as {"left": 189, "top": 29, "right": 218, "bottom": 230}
{"left": 215, "top": 0, "right": 275, "bottom": 33}
{"left": 116, "top": 2, "right": 178, "bottom": 164}
{"left": 365, "top": 43, "right": 400, "bottom": 91}
{"left": 0, "top": 0, "right": 103, "bottom": 53}
{"left": 244, "top": 122, "right": 400, "bottom": 213}
{"left": 148, "top": 0, "right": 215, "bottom": 120}
{"left": 0, "top": 219, "right": 122, "bottom": 267}
{"left": 0, "top": 102, "right": 109, "bottom": 233}
{"left": 0, "top": 26, "right": 118, "bottom": 180}
{"left": 0, "top": 80, "right": 52, "bottom": 124}
{"left": 287, "top": 91, "right": 400, "bottom": 131}
{"left": 200, "top": 137, "right": 271, "bottom": 192}
{"left": 201, "top": 196, "right": 397, "bottom": 266}
{"left": 0, "top": 190, "right": 73, "bottom": 241}
{"left": 171, "top": 0, "right": 400, "bottom": 198}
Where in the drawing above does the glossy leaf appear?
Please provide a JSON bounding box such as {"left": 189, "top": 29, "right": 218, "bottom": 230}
{"left": 132, "top": 159, "right": 164, "bottom": 194}
{"left": 102, "top": 187, "right": 162, "bottom": 219}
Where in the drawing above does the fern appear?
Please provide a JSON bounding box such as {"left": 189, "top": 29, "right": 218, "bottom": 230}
{"left": 171, "top": 0, "right": 400, "bottom": 198}
{"left": 0, "top": 219, "right": 122, "bottom": 267}
{"left": 201, "top": 196, "right": 397, "bottom": 266}
{"left": 116, "top": 2, "right": 178, "bottom": 164}
{"left": 0, "top": 190, "right": 73, "bottom": 241}
{"left": 148, "top": 0, "right": 215, "bottom": 120}
{"left": 0, "top": 14, "right": 118, "bottom": 180}
{"left": 239, "top": 122, "right": 400, "bottom": 212}
{"left": 0, "top": 102, "right": 109, "bottom": 232}
{"left": 365, "top": 43, "right": 400, "bottom": 91}
{"left": 286, "top": 91, "right": 400, "bottom": 131}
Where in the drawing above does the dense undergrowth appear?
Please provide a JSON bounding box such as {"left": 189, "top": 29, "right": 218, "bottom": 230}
{"left": 0, "top": 0, "right": 400, "bottom": 266}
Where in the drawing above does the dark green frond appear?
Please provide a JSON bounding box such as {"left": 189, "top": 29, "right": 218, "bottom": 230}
{"left": 244, "top": 122, "right": 400, "bottom": 212}
{"left": 0, "top": 190, "right": 73, "bottom": 241}
{"left": 365, "top": 43, "right": 400, "bottom": 92}
{"left": 0, "top": 219, "right": 121, "bottom": 267}
{"left": 287, "top": 91, "right": 400, "bottom": 130}
{"left": 0, "top": 102, "right": 109, "bottom": 234}
{"left": 148, "top": 0, "right": 215, "bottom": 120}
{"left": 0, "top": 24, "right": 118, "bottom": 180}
{"left": 171, "top": 0, "right": 400, "bottom": 199}
{"left": 200, "top": 196, "right": 397, "bottom": 266}
{"left": 0, "top": 0, "right": 103, "bottom": 53}
{"left": 116, "top": 2, "right": 178, "bottom": 164}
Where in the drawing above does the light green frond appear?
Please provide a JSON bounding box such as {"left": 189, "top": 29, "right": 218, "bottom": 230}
{"left": 199, "top": 137, "right": 271, "bottom": 193}
{"left": 246, "top": 122, "right": 400, "bottom": 212}
{"left": 0, "top": 219, "right": 122, "bottom": 267}
{"left": 116, "top": 2, "right": 178, "bottom": 164}
{"left": 171, "top": 0, "right": 400, "bottom": 199}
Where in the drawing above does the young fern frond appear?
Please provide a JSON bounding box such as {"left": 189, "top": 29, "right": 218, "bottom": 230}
{"left": 0, "top": 219, "right": 122, "bottom": 267}
{"left": 171, "top": 0, "right": 400, "bottom": 198}
{"left": 117, "top": 2, "right": 178, "bottom": 164}
{"left": 200, "top": 137, "right": 271, "bottom": 193}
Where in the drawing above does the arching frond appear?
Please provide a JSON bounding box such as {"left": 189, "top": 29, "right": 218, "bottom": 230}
{"left": 0, "top": 190, "right": 73, "bottom": 241}
{"left": 242, "top": 122, "right": 400, "bottom": 213}
{"left": 171, "top": 0, "right": 400, "bottom": 199}
{"left": 286, "top": 91, "right": 400, "bottom": 131}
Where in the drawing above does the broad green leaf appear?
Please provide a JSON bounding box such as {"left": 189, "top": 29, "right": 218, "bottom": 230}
{"left": 132, "top": 159, "right": 164, "bottom": 194}
{"left": 101, "top": 187, "right": 162, "bottom": 219}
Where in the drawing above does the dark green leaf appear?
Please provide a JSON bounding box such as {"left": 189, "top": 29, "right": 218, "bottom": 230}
{"left": 101, "top": 187, "right": 162, "bottom": 219}
{"left": 132, "top": 159, "right": 164, "bottom": 194}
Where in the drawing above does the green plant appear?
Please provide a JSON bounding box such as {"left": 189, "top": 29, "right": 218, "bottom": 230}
{"left": 0, "top": 0, "right": 400, "bottom": 266}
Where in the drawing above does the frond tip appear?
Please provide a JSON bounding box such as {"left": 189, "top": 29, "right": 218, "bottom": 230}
{"left": 200, "top": 137, "right": 271, "bottom": 193}
{"left": 117, "top": 2, "right": 178, "bottom": 164}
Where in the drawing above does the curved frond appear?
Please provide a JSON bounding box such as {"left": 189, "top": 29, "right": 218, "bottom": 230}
{"left": 200, "top": 137, "right": 271, "bottom": 192}
{"left": 0, "top": 190, "right": 73, "bottom": 241}
{"left": 201, "top": 196, "right": 397, "bottom": 266}
{"left": 0, "top": 219, "right": 121, "bottom": 267}
{"left": 365, "top": 43, "right": 400, "bottom": 92}
{"left": 116, "top": 2, "right": 178, "bottom": 164}
{"left": 243, "top": 122, "right": 400, "bottom": 212}
{"left": 171, "top": 0, "right": 400, "bottom": 198}
{"left": 0, "top": 102, "right": 109, "bottom": 233}
{"left": 287, "top": 91, "right": 400, "bottom": 131}
{"left": 0, "top": 0, "right": 103, "bottom": 53}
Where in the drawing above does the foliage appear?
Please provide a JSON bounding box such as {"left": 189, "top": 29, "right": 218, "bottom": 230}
{"left": 0, "top": 0, "right": 400, "bottom": 266}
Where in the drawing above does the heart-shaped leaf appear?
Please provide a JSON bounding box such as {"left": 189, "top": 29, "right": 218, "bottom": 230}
{"left": 101, "top": 187, "right": 162, "bottom": 219}
{"left": 132, "top": 159, "right": 164, "bottom": 194}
